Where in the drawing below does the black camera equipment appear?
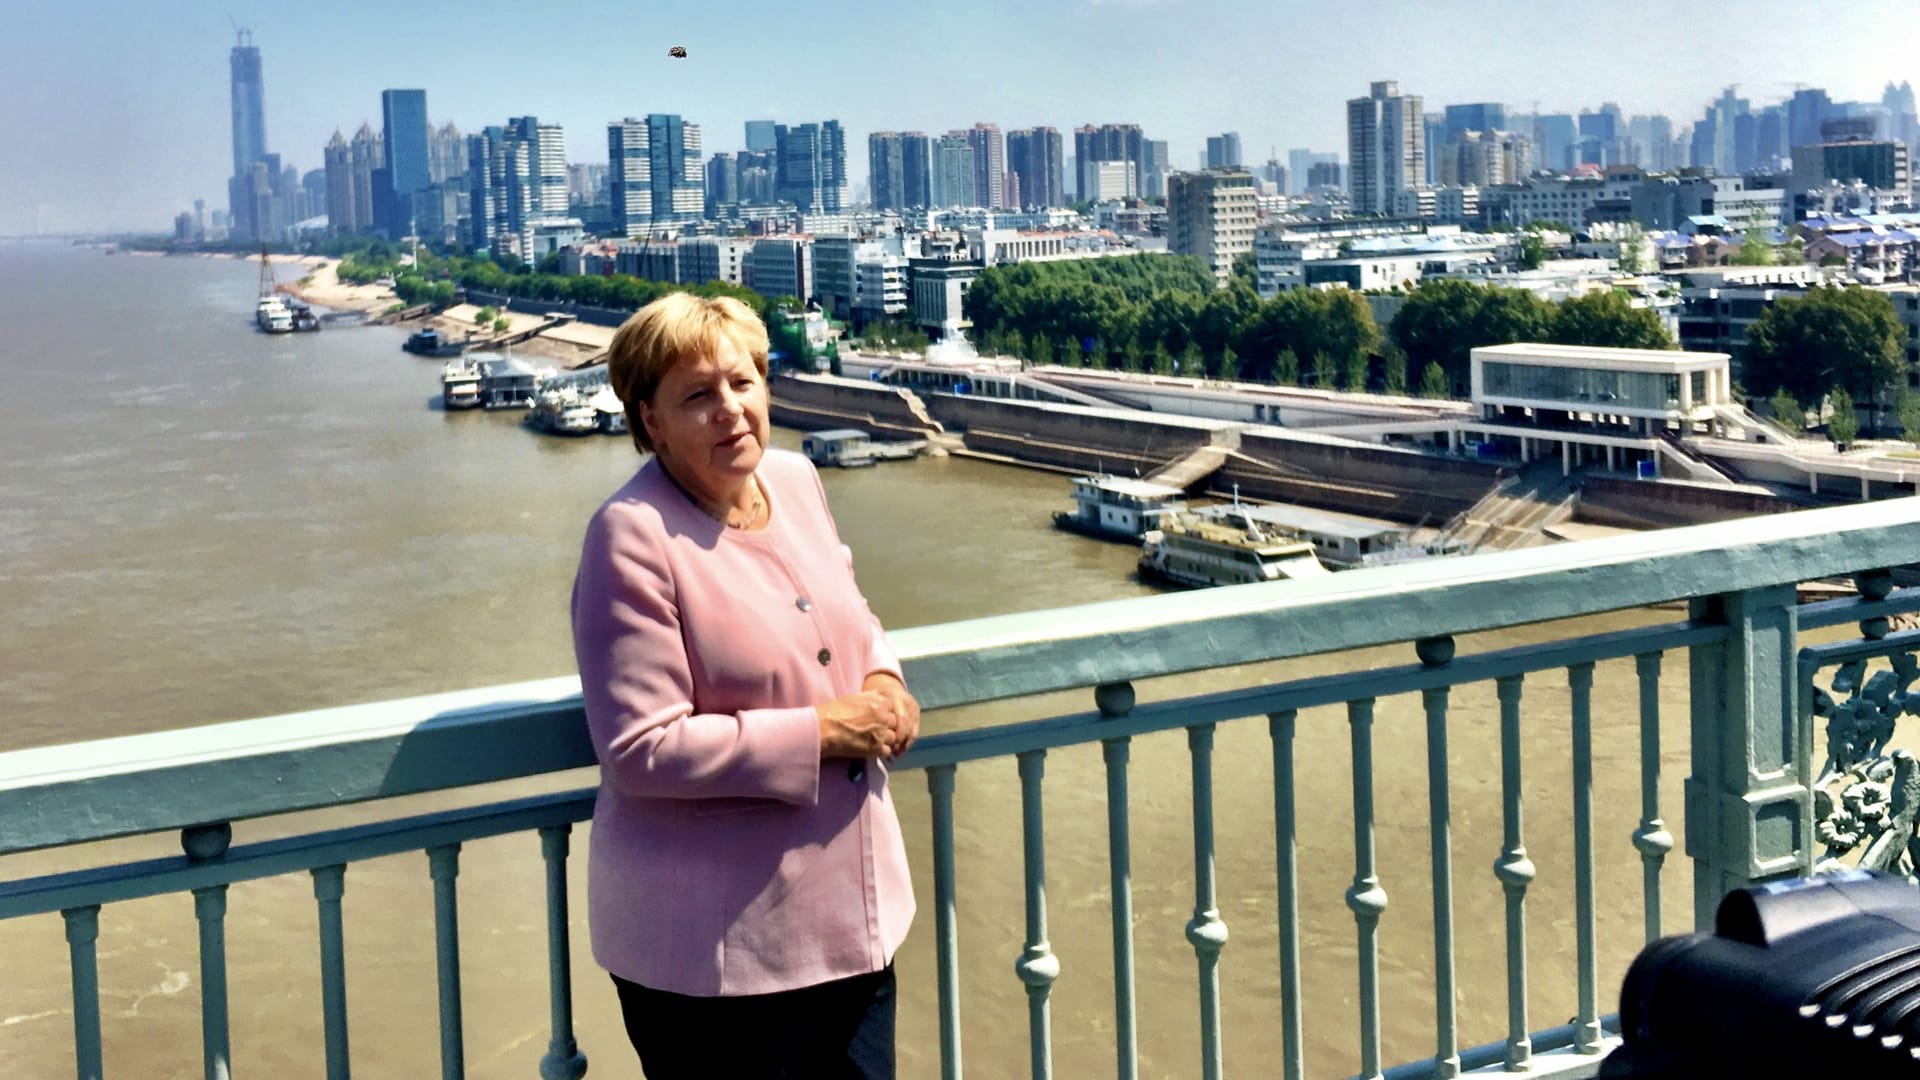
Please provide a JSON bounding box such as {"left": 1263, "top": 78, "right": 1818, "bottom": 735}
{"left": 1602, "top": 868, "right": 1920, "bottom": 1077}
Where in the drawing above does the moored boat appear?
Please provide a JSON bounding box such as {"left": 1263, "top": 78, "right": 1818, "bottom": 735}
{"left": 801, "top": 428, "right": 926, "bottom": 468}
{"left": 1138, "top": 510, "right": 1331, "bottom": 589}
{"left": 441, "top": 357, "right": 482, "bottom": 410}
{"left": 590, "top": 386, "right": 628, "bottom": 436}
{"left": 1052, "top": 475, "right": 1188, "bottom": 541}
{"left": 403, "top": 327, "right": 468, "bottom": 358}
{"left": 255, "top": 296, "right": 293, "bottom": 334}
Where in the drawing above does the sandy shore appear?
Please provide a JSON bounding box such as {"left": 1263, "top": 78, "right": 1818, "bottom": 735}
{"left": 278, "top": 259, "right": 397, "bottom": 314}
{"left": 270, "top": 260, "right": 614, "bottom": 369}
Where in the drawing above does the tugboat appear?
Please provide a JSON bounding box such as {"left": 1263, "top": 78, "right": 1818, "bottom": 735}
{"left": 402, "top": 327, "right": 468, "bottom": 357}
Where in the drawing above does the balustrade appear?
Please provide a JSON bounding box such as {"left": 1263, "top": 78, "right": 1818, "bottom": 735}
{"left": 5, "top": 498, "right": 1920, "bottom": 1078}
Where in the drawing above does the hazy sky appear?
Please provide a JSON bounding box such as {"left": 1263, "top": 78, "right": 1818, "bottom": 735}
{"left": 7, "top": 0, "right": 1920, "bottom": 234}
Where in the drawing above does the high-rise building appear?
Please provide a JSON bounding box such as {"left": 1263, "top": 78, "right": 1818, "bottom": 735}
{"left": 1288, "top": 149, "right": 1340, "bottom": 195}
{"left": 931, "top": 135, "right": 975, "bottom": 207}
{"left": 736, "top": 149, "right": 777, "bottom": 205}
{"left": 1577, "top": 104, "right": 1624, "bottom": 167}
{"left": 608, "top": 119, "right": 651, "bottom": 235}
{"left": 534, "top": 121, "right": 568, "bottom": 216}
{"left": 1075, "top": 124, "right": 1147, "bottom": 201}
{"left": 899, "top": 133, "right": 932, "bottom": 210}
{"left": 1533, "top": 114, "right": 1576, "bottom": 173}
{"left": 1306, "top": 160, "right": 1344, "bottom": 190}
{"left": 379, "top": 90, "right": 430, "bottom": 238}
{"left": 966, "top": 123, "right": 1006, "bottom": 209}
{"left": 226, "top": 29, "right": 270, "bottom": 241}
{"left": 1006, "top": 127, "right": 1065, "bottom": 209}
{"left": 1145, "top": 139, "right": 1170, "bottom": 200}
{"left": 323, "top": 131, "right": 354, "bottom": 235}
{"left": 1205, "top": 132, "right": 1243, "bottom": 169}
{"left": 1791, "top": 139, "right": 1911, "bottom": 201}
{"left": 705, "top": 153, "right": 738, "bottom": 216}
{"left": 868, "top": 132, "right": 908, "bottom": 212}
{"left": 428, "top": 121, "right": 465, "bottom": 185}
{"left": 1423, "top": 114, "right": 1445, "bottom": 184}
{"left": 745, "top": 121, "right": 777, "bottom": 152}
{"left": 1168, "top": 169, "right": 1256, "bottom": 287}
{"left": 302, "top": 168, "right": 327, "bottom": 222}
{"left": 1789, "top": 88, "right": 1835, "bottom": 155}
{"left": 647, "top": 114, "right": 705, "bottom": 225}
{"left": 774, "top": 121, "right": 848, "bottom": 213}
{"left": 1444, "top": 103, "right": 1507, "bottom": 142}
{"left": 466, "top": 126, "right": 504, "bottom": 250}
{"left": 1437, "top": 130, "right": 1531, "bottom": 186}
{"left": 1704, "top": 87, "right": 1749, "bottom": 174}
{"left": 1346, "top": 80, "right": 1424, "bottom": 216}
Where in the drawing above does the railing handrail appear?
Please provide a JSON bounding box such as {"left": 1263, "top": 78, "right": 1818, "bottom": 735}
{"left": 6, "top": 495, "right": 1920, "bottom": 857}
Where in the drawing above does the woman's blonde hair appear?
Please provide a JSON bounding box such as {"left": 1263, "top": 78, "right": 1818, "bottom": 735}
{"left": 605, "top": 292, "right": 770, "bottom": 453}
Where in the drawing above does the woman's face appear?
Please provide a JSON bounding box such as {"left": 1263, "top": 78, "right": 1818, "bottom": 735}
{"left": 640, "top": 334, "right": 770, "bottom": 499}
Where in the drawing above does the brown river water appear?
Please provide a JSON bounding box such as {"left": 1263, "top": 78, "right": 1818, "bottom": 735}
{"left": 0, "top": 245, "right": 1701, "bottom": 1078}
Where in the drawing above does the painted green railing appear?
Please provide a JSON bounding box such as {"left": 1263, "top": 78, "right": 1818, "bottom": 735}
{"left": 7, "top": 497, "right": 1920, "bottom": 1080}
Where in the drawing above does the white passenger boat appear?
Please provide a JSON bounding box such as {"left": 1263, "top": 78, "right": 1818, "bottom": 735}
{"left": 255, "top": 296, "right": 293, "bottom": 334}
{"left": 1138, "top": 510, "right": 1331, "bottom": 589}
{"left": 441, "top": 357, "right": 483, "bottom": 410}
{"left": 1052, "top": 475, "right": 1188, "bottom": 541}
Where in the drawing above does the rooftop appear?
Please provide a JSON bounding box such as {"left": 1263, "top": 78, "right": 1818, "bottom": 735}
{"left": 1472, "top": 342, "right": 1731, "bottom": 371}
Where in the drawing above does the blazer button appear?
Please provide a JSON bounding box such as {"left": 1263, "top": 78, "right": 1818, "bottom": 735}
{"left": 848, "top": 759, "right": 866, "bottom": 783}
{"left": 796, "top": 596, "right": 812, "bottom": 612}
{"left": 817, "top": 647, "right": 832, "bottom": 666}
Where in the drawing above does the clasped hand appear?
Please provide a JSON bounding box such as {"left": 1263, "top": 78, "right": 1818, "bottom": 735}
{"left": 818, "top": 673, "right": 920, "bottom": 760}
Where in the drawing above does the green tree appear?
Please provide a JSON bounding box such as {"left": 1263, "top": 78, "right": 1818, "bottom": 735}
{"left": 1391, "top": 279, "right": 1551, "bottom": 392}
{"left": 1614, "top": 225, "right": 1646, "bottom": 274}
{"left": 493, "top": 317, "right": 510, "bottom": 334}
{"left": 1219, "top": 345, "right": 1240, "bottom": 383}
{"left": 1178, "top": 342, "right": 1204, "bottom": 378}
{"left": 1770, "top": 388, "right": 1807, "bottom": 434}
{"left": 1274, "top": 348, "right": 1300, "bottom": 386}
{"left": 1420, "top": 362, "right": 1450, "bottom": 399}
{"left": 1828, "top": 387, "right": 1860, "bottom": 449}
{"left": 1028, "top": 331, "right": 1053, "bottom": 367}
{"left": 1550, "top": 291, "right": 1674, "bottom": 350}
{"left": 1152, "top": 343, "right": 1175, "bottom": 375}
{"left": 1382, "top": 341, "right": 1408, "bottom": 395}
{"left": 1089, "top": 338, "right": 1110, "bottom": 370}
{"left": 1742, "top": 286, "right": 1905, "bottom": 427}
{"left": 1341, "top": 351, "right": 1369, "bottom": 392}
{"left": 1230, "top": 249, "right": 1258, "bottom": 290}
{"left": 1732, "top": 230, "right": 1775, "bottom": 266}
{"left": 1518, "top": 231, "right": 1547, "bottom": 270}
{"left": 1900, "top": 392, "right": 1920, "bottom": 447}
{"left": 1302, "top": 352, "right": 1323, "bottom": 388}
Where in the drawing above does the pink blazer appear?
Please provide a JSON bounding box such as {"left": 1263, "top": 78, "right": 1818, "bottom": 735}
{"left": 570, "top": 448, "right": 914, "bottom": 997}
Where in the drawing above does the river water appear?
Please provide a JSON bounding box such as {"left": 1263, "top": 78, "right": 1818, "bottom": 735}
{"left": 0, "top": 245, "right": 1698, "bottom": 1079}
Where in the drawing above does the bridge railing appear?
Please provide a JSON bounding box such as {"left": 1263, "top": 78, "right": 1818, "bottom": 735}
{"left": 7, "top": 497, "right": 1920, "bottom": 1079}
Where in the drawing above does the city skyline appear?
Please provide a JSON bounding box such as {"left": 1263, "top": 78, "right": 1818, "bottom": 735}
{"left": 7, "top": 0, "right": 1920, "bottom": 234}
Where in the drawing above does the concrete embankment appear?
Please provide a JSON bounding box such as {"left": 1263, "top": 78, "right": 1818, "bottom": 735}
{"left": 767, "top": 374, "right": 941, "bottom": 442}
{"left": 769, "top": 375, "right": 1508, "bottom": 524}
{"left": 1577, "top": 475, "right": 1805, "bottom": 529}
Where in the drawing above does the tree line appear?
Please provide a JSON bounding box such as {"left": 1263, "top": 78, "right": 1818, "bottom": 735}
{"left": 962, "top": 255, "right": 1675, "bottom": 396}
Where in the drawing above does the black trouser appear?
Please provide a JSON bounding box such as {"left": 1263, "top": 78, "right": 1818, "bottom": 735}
{"left": 612, "top": 965, "right": 896, "bottom": 1080}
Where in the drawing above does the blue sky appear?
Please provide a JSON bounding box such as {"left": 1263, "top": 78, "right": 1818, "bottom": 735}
{"left": 6, "top": 0, "right": 1920, "bottom": 233}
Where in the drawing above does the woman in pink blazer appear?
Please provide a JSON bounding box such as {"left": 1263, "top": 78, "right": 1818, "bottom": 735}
{"left": 571, "top": 293, "right": 919, "bottom": 1078}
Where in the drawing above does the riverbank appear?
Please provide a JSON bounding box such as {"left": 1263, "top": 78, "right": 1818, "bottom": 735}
{"left": 276, "top": 258, "right": 396, "bottom": 315}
